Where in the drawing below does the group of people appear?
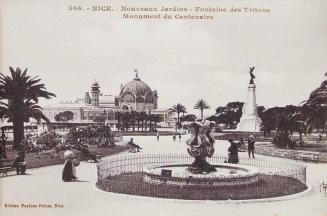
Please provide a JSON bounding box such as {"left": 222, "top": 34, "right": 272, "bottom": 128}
{"left": 172, "top": 133, "right": 182, "bottom": 142}
{"left": 227, "top": 135, "right": 256, "bottom": 164}
{"left": 10, "top": 130, "right": 257, "bottom": 182}
{"left": 157, "top": 132, "right": 182, "bottom": 142}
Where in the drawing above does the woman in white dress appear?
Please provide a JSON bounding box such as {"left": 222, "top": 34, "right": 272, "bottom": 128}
{"left": 62, "top": 146, "right": 77, "bottom": 181}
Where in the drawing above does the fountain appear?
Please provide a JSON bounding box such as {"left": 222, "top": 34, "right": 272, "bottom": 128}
{"left": 186, "top": 122, "right": 216, "bottom": 174}
{"left": 97, "top": 112, "right": 307, "bottom": 200}
{"left": 143, "top": 121, "right": 260, "bottom": 187}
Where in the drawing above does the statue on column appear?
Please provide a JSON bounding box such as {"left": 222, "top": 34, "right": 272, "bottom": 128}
{"left": 249, "top": 66, "right": 255, "bottom": 84}
{"left": 186, "top": 121, "right": 216, "bottom": 174}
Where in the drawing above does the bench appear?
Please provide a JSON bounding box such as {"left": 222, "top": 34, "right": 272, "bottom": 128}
{"left": 300, "top": 152, "right": 320, "bottom": 163}
{"left": 79, "top": 151, "right": 102, "bottom": 163}
{"left": 292, "top": 152, "right": 301, "bottom": 161}
{"left": 0, "top": 159, "right": 14, "bottom": 176}
{"left": 292, "top": 152, "right": 320, "bottom": 163}
{"left": 126, "top": 143, "right": 140, "bottom": 153}
{"left": 83, "top": 154, "right": 102, "bottom": 163}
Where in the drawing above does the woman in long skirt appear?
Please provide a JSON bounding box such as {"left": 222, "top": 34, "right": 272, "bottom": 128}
{"left": 62, "top": 146, "right": 77, "bottom": 181}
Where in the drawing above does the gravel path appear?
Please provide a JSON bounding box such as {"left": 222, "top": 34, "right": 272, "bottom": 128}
{"left": 1, "top": 135, "right": 327, "bottom": 216}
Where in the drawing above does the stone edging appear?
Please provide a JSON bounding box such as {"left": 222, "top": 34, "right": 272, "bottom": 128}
{"left": 93, "top": 182, "right": 313, "bottom": 204}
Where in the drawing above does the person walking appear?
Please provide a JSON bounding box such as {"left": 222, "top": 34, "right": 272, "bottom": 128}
{"left": 156, "top": 131, "right": 160, "bottom": 141}
{"left": 247, "top": 135, "right": 256, "bottom": 159}
{"left": 178, "top": 133, "right": 181, "bottom": 142}
{"left": 62, "top": 146, "right": 78, "bottom": 181}
{"left": 228, "top": 139, "right": 239, "bottom": 164}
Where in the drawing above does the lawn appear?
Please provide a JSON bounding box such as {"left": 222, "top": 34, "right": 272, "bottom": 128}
{"left": 4, "top": 145, "right": 127, "bottom": 170}
{"left": 97, "top": 173, "right": 307, "bottom": 200}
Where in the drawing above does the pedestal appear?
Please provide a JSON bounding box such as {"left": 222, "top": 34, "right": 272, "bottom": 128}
{"left": 237, "top": 84, "right": 261, "bottom": 132}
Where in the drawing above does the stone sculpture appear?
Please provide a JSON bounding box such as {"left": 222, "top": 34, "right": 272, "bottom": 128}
{"left": 186, "top": 121, "right": 216, "bottom": 174}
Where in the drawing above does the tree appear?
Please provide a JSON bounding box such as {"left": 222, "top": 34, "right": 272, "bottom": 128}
{"left": 194, "top": 99, "right": 210, "bottom": 121}
{"left": 138, "top": 112, "right": 147, "bottom": 131}
{"left": 272, "top": 105, "right": 304, "bottom": 148}
{"left": 260, "top": 105, "right": 305, "bottom": 148}
{"left": 152, "top": 114, "right": 161, "bottom": 130}
{"left": 54, "top": 111, "right": 74, "bottom": 127}
{"left": 214, "top": 102, "right": 244, "bottom": 128}
{"left": 303, "top": 76, "right": 327, "bottom": 134}
{"left": 0, "top": 67, "right": 55, "bottom": 149}
{"left": 172, "top": 103, "right": 187, "bottom": 128}
{"left": 131, "top": 111, "right": 137, "bottom": 132}
{"left": 180, "top": 114, "right": 197, "bottom": 122}
{"left": 136, "top": 112, "right": 142, "bottom": 131}
{"left": 121, "top": 112, "right": 130, "bottom": 131}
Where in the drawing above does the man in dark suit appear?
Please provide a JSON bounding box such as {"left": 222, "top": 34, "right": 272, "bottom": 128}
{"left": 247, "top": 135, "right": 255, "bottom": 159}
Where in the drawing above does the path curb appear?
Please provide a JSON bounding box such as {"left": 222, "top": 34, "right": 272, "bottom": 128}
{"left": 93, "top": 182, "right": 313, "bottom": 204}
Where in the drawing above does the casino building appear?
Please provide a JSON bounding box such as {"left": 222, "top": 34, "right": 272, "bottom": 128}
{"left": 43, "top": 73, "right": 176, "bottom": 127}
{"left": 119, "top": 73, "right": 158, "bottom": 111}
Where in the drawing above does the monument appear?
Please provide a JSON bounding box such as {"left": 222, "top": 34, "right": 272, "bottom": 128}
{"left": 236, "top": 67, "right": 261, "bottom": 131}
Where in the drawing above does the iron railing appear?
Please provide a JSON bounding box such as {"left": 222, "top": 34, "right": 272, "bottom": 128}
{"left": 97, "top": 154, "right": 307, "bottom": 200}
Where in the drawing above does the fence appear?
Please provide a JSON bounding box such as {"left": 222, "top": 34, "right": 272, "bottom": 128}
{"left": 97, "top": 154, "right": 307, "bottom": 200}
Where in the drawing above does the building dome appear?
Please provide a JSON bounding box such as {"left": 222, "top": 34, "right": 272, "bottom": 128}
{"left": 119, "top": 73, "right": 158, "bottom": 111}
{"left": 120, "top": 76, "right": 154, "bottom": 102}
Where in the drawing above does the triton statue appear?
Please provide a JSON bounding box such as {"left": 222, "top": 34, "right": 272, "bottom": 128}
{"left": 249, "top": 66, "right": 255, "bottom": 84}
{"left": 186, "top": 121, "right": 216, "bottom": 174}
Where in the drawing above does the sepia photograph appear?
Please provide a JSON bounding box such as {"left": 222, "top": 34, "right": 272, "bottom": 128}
{"left": 0, "top": 0, "right": 326, "bottom": 215}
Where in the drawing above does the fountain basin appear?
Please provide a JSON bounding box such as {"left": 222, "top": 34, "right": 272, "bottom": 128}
{"left": 143, "top": 163, "right": 260, "bottom": 187}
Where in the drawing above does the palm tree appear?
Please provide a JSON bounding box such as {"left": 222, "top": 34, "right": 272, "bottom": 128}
{"left": 172, "top": 103, "right": 187, "bottom": 129}
{"left": 152, "top": 114, "right": 161, "bottom": 130}
{"left": 136, "top": 112, "right": 142, "bottom": 131}
{"left": 0, "top": 67, "right": 55, "bottom": 149}
{"left": 138, "top": 112, "right": 147, "bottom": 131}
{"left": 303, "top": 76, "right": 327, "bottom": 134}
{"left": 272, "top": 106, "right": 304, "bottom": 148}
{"left": 194, "top": 99, "right": 210, "bottom": 121}
{"left": 116, "top": 112, "right": 120, "bottom": 130}
{"left": 131, "top": 111, "right": 137, "bottom": 132}
{"left": 149, "top": 114, "right": 152, "bottom": 131}
{"left": 121, "top": 112, "right": 131, "bottom": 131}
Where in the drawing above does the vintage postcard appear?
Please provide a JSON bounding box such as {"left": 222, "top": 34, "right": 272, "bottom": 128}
{"left": 0, "top": 0, "right": 327, "bottom": 216}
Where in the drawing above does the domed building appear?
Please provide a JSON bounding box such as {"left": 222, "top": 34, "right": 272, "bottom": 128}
{"left": 119, "top": 73, "right": 158, "bottom": 112}
{"left": 43, "top": 72, "right": 176, "bottom": 128}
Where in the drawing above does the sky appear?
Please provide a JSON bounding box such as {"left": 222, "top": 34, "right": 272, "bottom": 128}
{"left": 0, "top": 0, "right": 326, "bottom": 116}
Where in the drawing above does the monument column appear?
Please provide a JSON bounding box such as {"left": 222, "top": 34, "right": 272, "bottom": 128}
{"left": 236, "top": 67, "right": 261, "bottom": 132}
{"left": 246, "top": 84, "right": 256, "bottom": 116}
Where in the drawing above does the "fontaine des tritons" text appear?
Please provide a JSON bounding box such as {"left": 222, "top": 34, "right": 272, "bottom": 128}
{"left": 68, "top": 5, "right": 271, "bottom": 20}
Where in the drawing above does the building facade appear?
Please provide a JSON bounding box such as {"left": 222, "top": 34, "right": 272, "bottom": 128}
{"left": 43, "top": 73, "right": 175, "bottom": 127}
{"left": 119, "top": 73, "right": 158, "bottom": 112}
